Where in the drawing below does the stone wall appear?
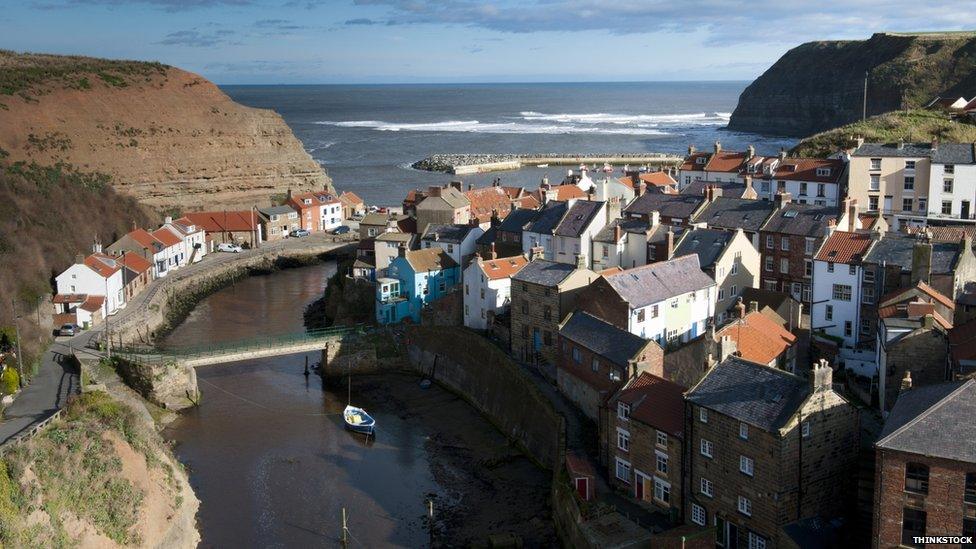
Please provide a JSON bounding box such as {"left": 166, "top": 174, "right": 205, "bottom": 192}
{"left": 113, "top": 357, "right": 199, "bottom": 411}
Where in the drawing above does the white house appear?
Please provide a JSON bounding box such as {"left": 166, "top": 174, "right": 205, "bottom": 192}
{"left": 160, "top": 216, "right": 207, "bottom": 264}
{"left": 522, "top": 200, "right": 568, "bottom": 261}
{"left": 810, "top": 231, "right": 874, "bottom": 346}
{"left": 926, "top": 143, "right": 976, "bottom": 222}
{"left": 590, "top": 212, "right": 665, "bottom": 272}
{"left": 552, "top": 199, "right": 606, "bottom": 268}
{"left": 55, "top": 250, "right": 126, "bottom": 317}
{"left": 462, "top": 254, "right": 528, "bottom": 330}
{"left": 420, "top": 223, "right": 484, "bottom": 269}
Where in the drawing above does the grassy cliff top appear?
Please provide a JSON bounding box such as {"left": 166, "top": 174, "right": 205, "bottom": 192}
{"left": 791, "top": 110, "right": 976, "bottom": 157}
{"left": 0, "top": 50, "right": 168, "bottom": 98}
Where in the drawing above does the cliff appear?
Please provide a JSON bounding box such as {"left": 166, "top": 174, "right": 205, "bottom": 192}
{"left": 729, "top": 32, "right": 976, "bottom": 136}
{"left": 0, "top": 51, "right": 332, "bottom": 211}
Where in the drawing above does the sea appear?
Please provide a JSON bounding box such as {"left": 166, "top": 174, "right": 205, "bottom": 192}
{"left": 222, "top": 82, "right": 798, "bottom": 206}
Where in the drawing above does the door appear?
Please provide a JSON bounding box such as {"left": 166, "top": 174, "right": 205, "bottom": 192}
{"left": 532, "top": 328, "right": 541, "bottom": 351}
{"left": 727, "top": 522, "right": 739, "bottom": 549}
{"left": 634, "top": 474, "right": 644, "bottom": 500}
{"left": 883, "top": 196, "right": 892, "bottom": 214}
{"left": 962, "top": 200, "right": 971, "bottom": 220}
{"left": 574, "top": 478, "right": 589, "bottom": 500}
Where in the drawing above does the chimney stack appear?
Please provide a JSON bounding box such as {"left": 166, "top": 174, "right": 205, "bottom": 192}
{"left": 665, "top": 228, "right": 675, "bottom": 259}
{"left": 489, "top": 242, "right": 497, "bottom": 260}
{"left": 614, "top": 223, "right": 623, "bottom": 243}
{"left": 714, "top": 141, "right": 722, "bottom": 154}
{"left": 467, "top": 183, "right": 474, "bottom": 191}
{"left": 75, "top": 253, "right": 85, "bottom": 264}
{"left": 286, "top": 188, "right": 292, "bottom": 201}
{"left": 650, "top": 210, "right": 660, "bottom": 228}
{"left": 575, "top": 253, "right": 587, "bottom": 270}
{"left": 749, "top": 300, "right": 759, "bottom": 313}
{"left": 688, "top": 144, "right": 697, "bottom": 156}
{"left": 529, "top": 246, "right": 544, "bottom": 261}
{"left": 900, "top": 370, "right": 913, "bottom": 393}
{"left": 397, "top": 245, "right": 407, "bottom": 258}
{"left": 775, "top": 192, "right": 792, "bottom": 209}
{"left": 735, "top": 297, "right": 746, "bottom": 319}
{"left": 811, "top": 359, "right": 833, "bottom": 392}
{"left": 636, "top": 181, "right": 646, "bottom": 197}
{"left": 706, "top": 185, "right": 723, "bottom": 202}
{"left": 911, "top": 238, "right": 933, "bottom": 285}
{"left": 779, "top": 148, "right": 787, "bottom": 161}
{"left": 449, "top": 180, "right": 462, "bottom": 192}
{"left": 843, "top": 197, "right": 857, "bottom": 232}
{"left": 746, "top": 144, "right": 755, "bottom": 160}
{"left": 719, "top": 335, "right": 736, "bottom": 362}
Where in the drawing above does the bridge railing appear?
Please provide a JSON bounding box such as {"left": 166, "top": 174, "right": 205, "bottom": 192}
{"left": 113, "top": 324, "right": 367, "bottom": 364}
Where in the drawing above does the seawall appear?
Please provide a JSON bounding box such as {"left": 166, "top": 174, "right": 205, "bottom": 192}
{"left": 414, "top": 153, "right": 684, "bottom": 174}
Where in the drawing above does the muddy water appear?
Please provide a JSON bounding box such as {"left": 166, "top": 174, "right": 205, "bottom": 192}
{"left": 162, "top": 264, "right": 553, "bottom": 547}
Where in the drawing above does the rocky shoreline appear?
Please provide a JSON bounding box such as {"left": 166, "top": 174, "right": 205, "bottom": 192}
{"left": 412, "top": 152, "right": 682, "bottom": 173}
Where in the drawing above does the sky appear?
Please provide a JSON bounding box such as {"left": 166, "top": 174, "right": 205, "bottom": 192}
{"left": 3, "top": 1, "right": 976, "bottom": 84}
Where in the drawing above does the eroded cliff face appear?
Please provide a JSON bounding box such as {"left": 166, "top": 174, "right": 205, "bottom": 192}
{"left": 0, "top": 52, "right": 331, "bottom": 211}
{"left": 728, "top": 33, "right": 976, "bottom": 137}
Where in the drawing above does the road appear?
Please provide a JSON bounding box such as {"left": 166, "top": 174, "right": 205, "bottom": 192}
{"left": 0, "top": 232, "right": 355, "bottom": 446}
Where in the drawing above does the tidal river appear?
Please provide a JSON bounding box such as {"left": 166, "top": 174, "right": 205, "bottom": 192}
{"left": 162, "top": 263, "right": 553, "bottom": 547}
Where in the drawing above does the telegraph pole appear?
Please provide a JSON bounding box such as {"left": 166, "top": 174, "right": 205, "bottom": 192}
{"left": 340, "top": 507, "right": 349, "bottom": 548}
{"left": 11, "top": 299, "right": 24, "bottom": 387}
{"left": 104, "top": 276, "right": 112, "bottom": 359}
{"left": 862, "top": 70, "right": 868, "bottom": 121}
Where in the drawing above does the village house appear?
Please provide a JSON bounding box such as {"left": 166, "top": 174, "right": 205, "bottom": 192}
{"left": 182, "top": 210, "right": 263, "bottom": 249}
{"left": 420, "top": 223, "right": 484, "bottom": 269}
{"left": 577, "top": 255, "right": 715, "bottom": 346}
{"left": 150, "top": 225, "right": 186, "bottom": 272}
{"left": 106, "top": 228, "right": 169, "bottom": 278}
{"left": 257, "top": 205, "right": 300, "bottom": 241}
{"left": 690, "top": 189, "right": 777, "bottom": 249}
{"left": 677, "top": 142, "right": 753, "bottom": 187}
{"left": 624, "top": 191, "right": 705, "bottom": 227}
{"left": 873, "top": 379, "right": 976, "bottom": 548}
{"left": 463, "top": 182, "right": 534, "bottom": 227}
{"left": 485, "top": 206, "right": 537, "bottom": 258}
{"left": 462, "top": 253, "right": 527, "bottom": 331}
{"left": 737, "top": 287, "right": 804, "bottom": 333}
{"left": 510, "top": 256, "right": 597, "bottom": 364}
{"left": 286, "top": 190, "right": 343, "bottom": 232}
{"left": 685, "top": 358, "right": 859, "bottom": 549}
{"left": 52, "top": 294, "right": 103, "bottom": 330}
{"left": 54, "top": 248, "right": 126, "bottom": 322}
{"left": 375, "top": 247, "right": 460, "bottom": 325}
{"left": 681, "top": 178, "right": 758, "bottom": 200}
{"left": 594, "top": 170, "right": 678, "bottom": 203}
{"left": 521, "top": 200, "right": 569, "bottom": 261}
{"left": 590, "top": 213, "right": 670, "bottom": 272}
{"left": 556, "top": 310, "right": 664, "bottom": 421}
{"left": 415, "top": 183, "right": 471, "bottom": 233}
{"left": 810, "top": 230, "right": 875, "bottom": 347}
{"left": 552, "top": 199, "right": 606, "bottom": 268}
{"left": 875, "top": 283, "right": 954, "bottom": 411}
{"left": 717, "top": 302, "right": 798, "bottom": 372}
{"left": 528, "top": 175, "right": 587, "bottom": 204}
{"left": 118, "top": 251, "right": 153, "bottom": 302}
{"left": 672, "top": 227, "right": 759, "bottom": 323}
{"left": 926, "top": 142, "right": 976, "bottom": 222}
{"left": 948, "top": 318, "right": 976, "bottom": 378}
{"left": 755, "top": 156, "right": 846, "bottom": 207}
{"left": 757, "top": 198, "right": 837, "bottom": 303}
{"left": 359, "top": 212, "right": 394, "bottom": 240}
{"left": 606, "top": 372, "right": 685, "bottom": 517}
{"left": 337, "top": 190, "right": 366, "bottom": 219}
{"left": 374, "top": 232, "right": 416, "bottom": 274}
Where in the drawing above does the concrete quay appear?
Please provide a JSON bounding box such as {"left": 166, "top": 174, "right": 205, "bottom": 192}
{"left": 413, "top": 153, "right": 684, "bottom": 174}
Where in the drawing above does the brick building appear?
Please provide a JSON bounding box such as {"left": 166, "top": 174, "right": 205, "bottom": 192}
{"left": 757, "top": 197, "right": 837, "bottom": 304}
{"left": 605, "top": 372, "right": 686, "bottom": 518}
{"left": 873, "top": 379, "right": 976, "bottom": 548}
{"left": 556, "top": 311, "right": 663, "bottom": 421}
{"left": 510, "top": 256, "right": 596, "bottom": 364}
{"left": 684, "top": 358, "right": 859, "bottom": 548}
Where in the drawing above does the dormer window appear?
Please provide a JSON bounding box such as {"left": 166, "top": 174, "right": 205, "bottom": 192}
{"left": 303, "top": 198, "right": 312, "bottom": 205}
{"left": 816, "top": 168, "right": 831, "bottom": 177}
{"left": 696, "top": 157, "right": 705, "bottom": 165}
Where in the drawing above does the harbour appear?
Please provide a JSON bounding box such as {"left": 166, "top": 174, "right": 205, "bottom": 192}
{"left": 412, "top": 152, "right": 685, "bottom": 174}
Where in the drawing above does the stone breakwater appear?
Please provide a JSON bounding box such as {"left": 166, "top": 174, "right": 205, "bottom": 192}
{"left": 413, "top": 153, "right": 683, "bottom": 174}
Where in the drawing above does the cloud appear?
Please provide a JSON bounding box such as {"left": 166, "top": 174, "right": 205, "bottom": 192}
{"left": 350, "top": 0, "right": 976, "bottom": 45}
{"left": 253, "top": 18, "right": 307, "bottom": 31}
{"left": 344, "top": 17, "right": 380, "bottom": 25}
{"left": 32, "top": 0, "right": 253, "bottom": 11}
{"left": 156, "top": 29, "right": 238, "bottom": 46}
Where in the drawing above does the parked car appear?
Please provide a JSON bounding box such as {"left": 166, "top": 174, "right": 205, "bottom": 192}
{"left": 331, "top": 226, "right": 351, "bottom": 235}
{"left": 216, "top": 243, "right": 243, "bottom": 253}
{"left": 59, "top": 323, "right": 78, "bottom": 337}
{"left": 290, "top": 229, "right": 310, "bottom": 238}
{"left": 351, "top": 213, "right": 365, "bottom": 221}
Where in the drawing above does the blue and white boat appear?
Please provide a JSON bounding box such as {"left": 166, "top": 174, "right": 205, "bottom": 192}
{"left": 343, "top": 405, "right": 376, "bottom": 435}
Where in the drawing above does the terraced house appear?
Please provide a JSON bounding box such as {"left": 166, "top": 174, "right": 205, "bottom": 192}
{"left": 672, "top": 227, "right": 759, "bottom": 323}
{"left": 684, "top": 358, "right": 859, "bottom": 549}
{"left": 375, "top": 247, "right": 459, "bottom": 325}
{"left": 757, "top": 198, "right": 837, "bottom": 303}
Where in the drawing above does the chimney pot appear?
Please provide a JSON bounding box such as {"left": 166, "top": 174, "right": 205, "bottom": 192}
{"left": 749, "top": 300, "right": 759, "bottom": 313}
{"left": 714, "top": 141, "right": 722, "bottom": 154}
{"left": 900, "top": 370, "right": 913, "bottom": 393}
{"left": 736, "top": 297, "right": 746, "bottom": 318}
{"left": 812, "top": 359, "right": 833, "bottom": 392}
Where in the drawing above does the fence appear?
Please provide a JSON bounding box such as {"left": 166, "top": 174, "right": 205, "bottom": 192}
{"left": 0, "top": 408, "right": 65, "bottom": 455}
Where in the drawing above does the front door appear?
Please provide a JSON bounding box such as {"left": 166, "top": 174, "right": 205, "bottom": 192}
{"left": 962, "top": 200, "right": 971, "bottom": 220}
{"left": 575, "top": 478, "right": 589, "bottom": 500}
{"left": 727, "top": 522, "right": 739, "bottom": 549}
{"left": 634, "top": 473, "right": 644, "bottom": 500}
{"left": 532, "top": 328, "right": 541, "bottom": 351}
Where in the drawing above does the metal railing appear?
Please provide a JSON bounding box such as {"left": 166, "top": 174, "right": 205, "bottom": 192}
{"left": 0, "top": 408, "right": 65, "bottom": 454}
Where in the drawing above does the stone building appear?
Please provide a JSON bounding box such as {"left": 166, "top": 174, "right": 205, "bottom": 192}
{"left": 415, "top": 184, "right": 471, "bottom": 233}
{"left": 757, "top": 197, "right": 837, "bottom": 304}
{"left": 510, "top": 256, "right": 596, "bottom": 364}
{"left": 256, "top": 205, "right": 300, "bottom": 241}
{"left": 873, "top": 379, "right": 976, "bottom": 548}
{"left": 684, "top": 357, "right": 859, "bottom": 548}
{"left": 556, "top": 310, "right": 663, "bottom": 421}
{"left": 605, "top": 372, "right": 686, "bottom": 518}
{"left": 672, "top": 227, "right": 759, "bottom": 323}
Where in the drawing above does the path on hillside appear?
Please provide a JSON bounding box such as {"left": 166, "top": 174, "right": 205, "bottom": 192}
{"left": 0, "top": 233, "right": 354, "bottom": 446}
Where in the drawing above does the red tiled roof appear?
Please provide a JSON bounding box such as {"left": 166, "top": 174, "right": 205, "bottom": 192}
{"left": 814, "top": 231, "right": 873, "bottom": 263}
{"left": 479, "top": 255, "right": 528, "bottom": 280}
{"left": 515, "top": 194, "right": 540, "bottom": 209}
{"left": 617, "top": 171, "right": 678, "bottom": 191}
{"left": 79, "top": 295, "right": 105, "bottom": 313}
{"left": 771, "top": 158, "right": 845, "bottom": 183}
{"left": 127, "top": 228, "right": 164, "bottom": 250}
{"left": 703, "top": 151, "right": 748, "bottom": 173}
{"left": 84, "top": 253, "right": 122, "bottom": 278}
{"left": 183, "top": 211, "right": 259, "bottom": 233}
{"left": 879, "top": 281, "right": 955, "bottom": 311}
{"left": 151, "top": 227, "right": 182, "bottom": 247}
{"left": 537, "top": 184, "right": 585, "bottom": 201}
{"left": 717, "top": 311, "right": 797, "bottom": 366}
{"left": 53, "top": 293, "right": 87, "bottom": 304}
{"left": 680, "top": 152, "right": 710, "bottom": 172}
{"left": 614, "top": 372, "right": 685, "bottom": 437}
{"left": 290, "top": 191, "right": 341, "bottom": 207}
{"left": 120, "top": 252, "right": 152, "bottom": 274}
{"left": 905, "top": 225, "right": 976, "bottom": 243}
{"left": 338, "top": 191, "right": 364, "bottom": 206}
{"left": 465, "top": 186, "right": 516, "bottom": 221}
{"left": 877, "top": 303, "right": 952, "bottom": 330}
{"left": 396, "top": 216, "right": 417, "bottom": 234}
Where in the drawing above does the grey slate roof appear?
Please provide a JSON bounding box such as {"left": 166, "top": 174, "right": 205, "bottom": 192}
{"left": 361, "top": 213, "right": 390, "bottom": 226}
{"left": 476, "top": 225, "right": 496, "bottom": 246}
{"left": 376, "top": 231, "right": 414, "bottom": 243}
{"left": 258, "top": 205, "right": 296, "bottom": 216}
{"left": 604, "top": 254, "right": 714, "bottom": 308}
{"left": 931, "top": 142, "right": 976, "bottom": 164}
{"left": 421, "top": 223, "right": 477, "bottom": 244}
{"left": 525, "top": 200, "right": 568, "bottom": 235}
{"left": 693, "top": 197, "right": 776, "bottom": 233}
{"left": 555, "top": 200, "right": 604, "bottom": 237}
{"left": 852, "top": 142, "right": 935, "bottom": 158}
{"left": 624, "top": 193, "right": 704, "bottom": 220}
{"left": 686, "top": 356, "right": 810, "bottom": 432}
{"left": 863, "top": 233, "right": 959, "bottom": 274}
{"left": 497, "top": 207, "right": 538, "bottom": 234}
{"left": 593, "top": 218, "right": 651, "bottom": 243}
{"left": 512, "top": 258, "right": 577, "bottom": 287}
{"left": 760, "top": 203, "right": 837, "bottom": 237}
{"left": 681, "top": 180, "right": 750, "bottom": 199}
{"left": 876, "top": 379, "right": 976, "bottom": 463}
{"left": 672, "top": 228, "right": 733, "bottom": 270}
{"left": 560, "top": 311, "right": 649, "bottom": 366}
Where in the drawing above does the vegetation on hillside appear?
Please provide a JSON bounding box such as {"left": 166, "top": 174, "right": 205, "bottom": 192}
{"left": 0, "top": 50, "right": 167, "bottom": 102}
{"left": 791, "top": 110, "right": 976, "bottom": 157}
{"left": 0, "top": 391, "right": 173, "bottom": 546}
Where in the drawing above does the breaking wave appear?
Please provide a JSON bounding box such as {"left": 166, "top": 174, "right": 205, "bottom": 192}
{"left": 519, "top": 111, "right": 731, "bottom": 127}
{"left": 315, "top": 119, "right": 669, "bottom": 135}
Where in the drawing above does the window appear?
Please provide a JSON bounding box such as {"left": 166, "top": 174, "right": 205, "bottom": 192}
{"left": 691, "top": 503, "right": 706, "bottom": 526}
{"left": 804, "top": 259, "right": 813, "bottom": 278}
{"left": 748, "top": 532, "right": 767, "bottom": 549}
{"left": 918, "top": 198, "right": 927, "bottom": 212}
{"left": 966, "top": 472, "right": 976, "bottom": 504}
{"left": 572, "top": 347, "right": 581, "bottom": 363}
{"left": 465, "top": 284, "right": 469, "bottom": 295}
{"left": 731, "top": 261, "right": 738, "bottom": 275}
{"left": 738, "top": 496, "right": 752, "bottom": 516}
{"left": 901, "top": 508, "right": 926, "bottom": 547}
{"left": 651, "top": 304, "right": 659, "bottom": 318}
{"left": 656, "top": 451, "right": 669, "bottom": 474}
{"left": 615, "top": 458, "right": 631, "bottom": 482}
{"left": 862, "top": 287, "right": 873, "bottom": 304}
{"left": 904, "top": 176, "right": 915, "bottom": 191}
{"left": 869, "top": 195, "right": 879, "bottom": 210}
{"left": 817, "top": 183, "right": 826, "bottom": 198}
{"left": 943, "top": 201, "right": 953, "bottom": 215}
{"left": 656, "top": 430, "right": 668, "bottom": 448}
{"left": 739, "top": 423, "right": 749, "bottom": 440}
{"left": 805, "top": 238, "right": 815, "bottom": 255}
{"left": 799, "top": 182, "right": 808, "bottom": 195}
{"left": 827, "top": 261, "right": 834, "bottom": 273}
{"left": 654, "top": 477, "right": 671, "bottom": 504}
{"left": 637, "top": 308, "right": 645, "bottom": 323}
{"left": 479, "top": 288, "right": 485, "bottom": 299}
{"left": 670, "top": 299, "right": 678, "bottom": 309}
{"left": 905, "top": 463, "right": 929, "bottom": 494}
{"left": 617, "top": 428, "right": 630, "bottom": 452}
{"left": 832, "top": 284, "right": 852, "bottom": 301}
{"left": 902, "top": 198, "right": 913, "bottom": 212}
{"left": 543, "top": 331, "right": 552, "bottom": 346}
{"left": 964, "top": 518, "right": 976, "bottom": 542}
{"left": 617, "top": 402, "right": 630, "bottom": 420}
{"left": 860, "top": 318, "right": 871, "bottom": 335}
{"left": 602, "top": 245, "right": 608, "bottom": 257}
{"left": 718, "top": 288, "right": 726, "bottom": 301}
{"left": 700, "top": 438, "right": 713, "bottom": 458}
{"left": 700, "top": 408, "right": 708, "bottom": 423}
{"left": 869, "top": 174, "right": 880, "bottom": 191}
{"left": 765, "top": 235, "right": 773, "bottom": 249}
{"left": 543, "top": 306, "right": 551, "bottom": 320}
{"left": 825, "top": 305, "right": 833, "bottom": 321}
{"left": 870, "top": 158, "right": 881, "bottom": 170}
{"left": 945, "top": 164, "right": 955, "bottom": 174}
{"left": 765, "top": 256, "right": 773, "bottom": 272}
{"left": 700, "top": 477, "right": 713, "bottom": 497}
{"left": 761, "top": 181, "right": 770, "bottom": 193}
{"left": 591, "top": 358, "right": 599, "bottom": 372}
{"left": 781, "top": 237, "right": 789, "bottom": 251}
{"left": 802, "top": 421, "right": 811, "bottom": 438}
{"left": 944, "top": 179, "right": 954, "bottom": 193}
{"left": 863, "top": 269, "right": 875, "bottom": 283}
{"left": 740, "top": 455, "right": 754, "bottom": 476}
{"left": 849, "top": 264, "right": 856, "bottom": 275}
{"left": 780, "top": 258, "right": 789, "bottom": 274}
{"left": 844, "top": 321, "right": 853, "bottom": 337}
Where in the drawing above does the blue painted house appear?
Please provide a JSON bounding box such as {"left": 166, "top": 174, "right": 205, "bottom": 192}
{"left": 376, "top": 247, "right": 460, "bottom": 324}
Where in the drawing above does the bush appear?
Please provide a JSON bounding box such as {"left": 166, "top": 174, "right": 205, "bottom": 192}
{"left": 0, "top": 368, "right": 18, "bottom": 395}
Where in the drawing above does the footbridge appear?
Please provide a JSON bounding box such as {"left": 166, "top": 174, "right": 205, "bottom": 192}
{"left": 112, "top": 325, "right": 366, "bottom": 368}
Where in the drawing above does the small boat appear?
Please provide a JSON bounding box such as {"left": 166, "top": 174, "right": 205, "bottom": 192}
{"left": 343, "top": 405, "right": 376, "bottom": 435}
{"left": 536, "top": 163, "right": 549, "bottom": 168}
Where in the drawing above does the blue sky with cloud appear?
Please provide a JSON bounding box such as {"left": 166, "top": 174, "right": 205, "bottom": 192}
{"left": 4, "top": 0, "right": 976, "bottom": 84}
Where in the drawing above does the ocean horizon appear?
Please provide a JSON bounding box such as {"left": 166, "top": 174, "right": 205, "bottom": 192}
{"left": 222, "top": 81, "right": 797, "bottom": 205}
